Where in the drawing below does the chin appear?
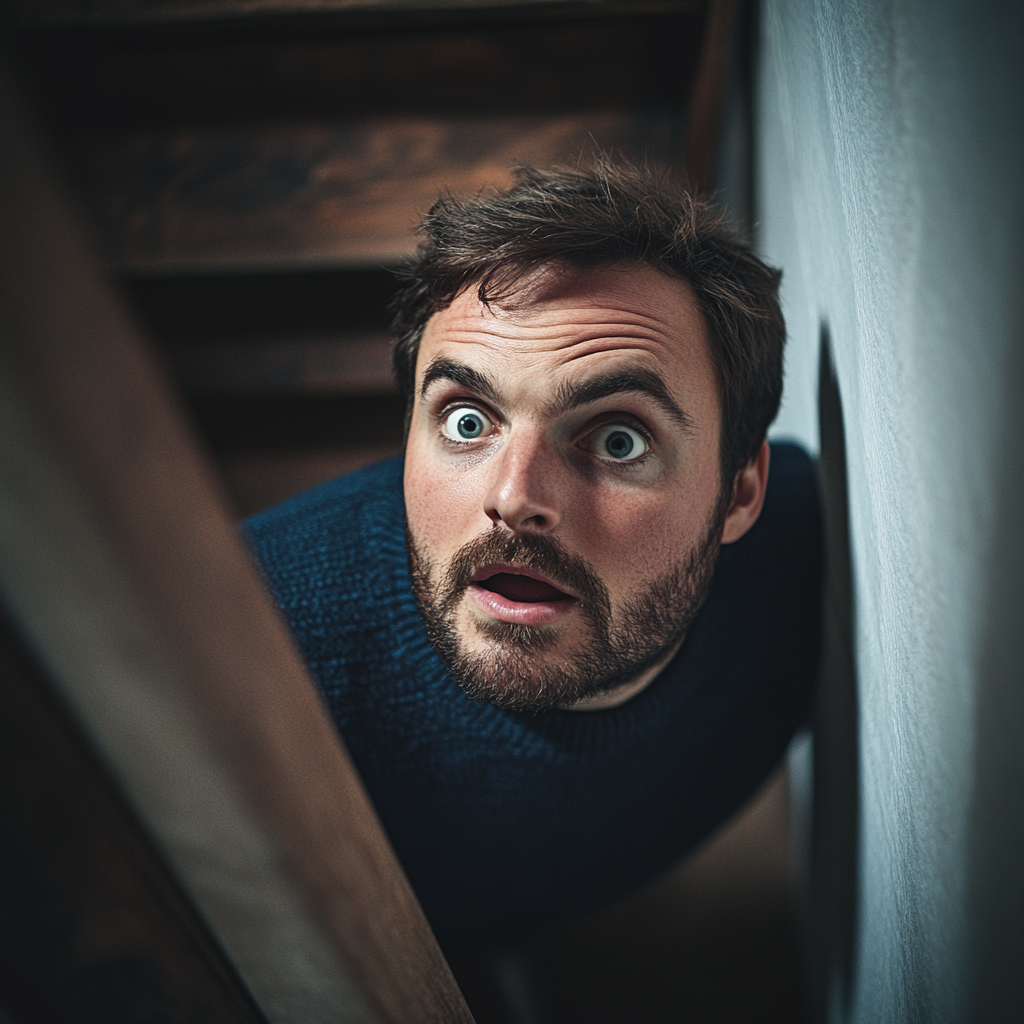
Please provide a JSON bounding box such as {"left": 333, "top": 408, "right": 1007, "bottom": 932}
{"left": 453, "top": 651, "right": 609, "bottom": 713}
{"left": 407, "top": 519, "right": 723, "bottom": 714}
{"left": 452, "top": 625, "right": 594, "bottom": 710}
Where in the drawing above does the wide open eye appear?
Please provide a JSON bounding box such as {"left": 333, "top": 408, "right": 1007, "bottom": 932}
{"left": 588, "top": 423, "right": 649, "bottom": 462}
{"left": 442, "top": 406, "right": 494, "bottom": 441}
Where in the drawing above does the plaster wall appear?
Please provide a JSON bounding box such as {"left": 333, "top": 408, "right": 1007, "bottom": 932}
{"left": 757, "top": 2, "right": 1023, "bottom": 1021}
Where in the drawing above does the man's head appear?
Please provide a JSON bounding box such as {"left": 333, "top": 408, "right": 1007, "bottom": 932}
{"left": 391, "top": 163, "right": 784, "bottom": 713}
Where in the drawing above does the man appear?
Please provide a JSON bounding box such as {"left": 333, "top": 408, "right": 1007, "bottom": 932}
{"left": 243, "top": 163, "right": 821, "bottom": 950}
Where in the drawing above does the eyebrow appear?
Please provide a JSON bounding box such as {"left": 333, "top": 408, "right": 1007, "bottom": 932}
{"left": 420, "top": 356, "right": 503, "bottom": 405}
{"left": 550, "top": 368, "right": 693, "bottom": 431}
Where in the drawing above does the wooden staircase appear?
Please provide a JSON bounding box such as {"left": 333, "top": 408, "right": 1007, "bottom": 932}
{"left": 10, "top": 0, "right": 724, "bottom": 516}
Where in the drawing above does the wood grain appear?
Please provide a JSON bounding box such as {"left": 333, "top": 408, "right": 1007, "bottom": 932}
{"left": 26, "top": 16, "right": 691, "bottom": 125}
{"left": 167, "top": 333, "right": 397, "bottom": 394}
{"left": 15, "top": 1, "right": 701, "bottom": 29}
{"left": 82, "top": 112, "right": 675, "bottom": 271}
{"left": 20, "top": 10, "right": 697, "bottom": 271}
{"left": 685, "top": 0, "right": 734, "bottom": 192}
{"left": 1, "top": 56, "right": 473, "bottom": 1023}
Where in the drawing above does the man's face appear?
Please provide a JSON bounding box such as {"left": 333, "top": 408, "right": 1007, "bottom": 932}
{"left": 403, "top": 263, "right": 729, "bottom": 712}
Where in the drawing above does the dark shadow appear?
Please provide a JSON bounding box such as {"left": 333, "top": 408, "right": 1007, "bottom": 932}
{"left": 807, "top": 324, "right": 860, "bottom": 1022}
{"left": 965, "top": 287, "right": 1024, "bottom": 1020}
{"left": 0, "top": 605, "right": 267, "bottom": 1024}
{"left": 713, "top": 0, "right": 757, "bottom": 240}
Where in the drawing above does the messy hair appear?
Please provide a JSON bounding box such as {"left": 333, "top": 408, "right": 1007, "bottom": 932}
{"left": 389, "top": 161, "right": 785, "bottom": 483}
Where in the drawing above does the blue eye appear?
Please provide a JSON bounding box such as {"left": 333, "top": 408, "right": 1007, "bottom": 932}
{"left": 443, "top": 407, "right": 493, "bottom": 441}
{"left": 591, "top": 424, "right": 648, "bottom": 461}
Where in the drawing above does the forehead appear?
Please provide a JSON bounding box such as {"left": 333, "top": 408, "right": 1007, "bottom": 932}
{"left": 416, "top": 264, "right": 718, "bottom": 405}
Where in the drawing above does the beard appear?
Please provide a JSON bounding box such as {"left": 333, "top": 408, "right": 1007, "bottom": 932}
{"left": 407, "top": 499, "right": 728, "bottom": 713}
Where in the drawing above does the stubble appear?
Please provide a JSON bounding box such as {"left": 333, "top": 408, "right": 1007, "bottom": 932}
{"left": 407, "top": 498, "right": 728, "bottom": 713}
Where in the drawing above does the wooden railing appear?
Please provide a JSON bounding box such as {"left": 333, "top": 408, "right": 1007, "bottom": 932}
{"left": 0, "top": 55, "right": 473, "bottom": 1023}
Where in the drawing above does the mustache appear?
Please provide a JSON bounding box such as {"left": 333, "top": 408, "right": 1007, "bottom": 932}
{"left": 438, "top": 526, "right": 612, "bottom": 621}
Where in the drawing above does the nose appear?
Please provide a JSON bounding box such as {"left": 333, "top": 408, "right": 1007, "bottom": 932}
{"left": 483, "top": 430, "right": 562, "bottom": 533}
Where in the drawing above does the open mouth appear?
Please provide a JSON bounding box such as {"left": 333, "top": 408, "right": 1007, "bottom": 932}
{"left": 476, "top": 572, "right": 574, "bottom": 603}
{"left": 467, "top": 565, "right": 577, "bottom": 626}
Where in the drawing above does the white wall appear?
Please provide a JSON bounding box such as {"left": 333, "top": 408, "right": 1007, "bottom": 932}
{"left": 757, "top": 2, "right": 1023, "bottom": 1021}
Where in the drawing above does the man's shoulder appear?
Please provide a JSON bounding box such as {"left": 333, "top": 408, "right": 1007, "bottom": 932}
{"left": 703, "top": 440, "right": 822, "bottom": 643}
{"left": 761, "top": 440, "right": 820, "bottom": 534}
{"left": 243, "top": 455, "right": 404, "bottom": 540}
{"left": 240, "top": 455, "right": 407, "bottom": 618}
{"left": 728, "top": 439, "right": 821, "bottom": 574}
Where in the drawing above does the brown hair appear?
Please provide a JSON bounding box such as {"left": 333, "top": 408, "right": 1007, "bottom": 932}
{"left": 389, "top": 161, "right": 785, "bottom": 483}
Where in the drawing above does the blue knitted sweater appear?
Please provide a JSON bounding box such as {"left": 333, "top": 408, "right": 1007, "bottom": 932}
{"left": 242, "top": 442, "right": 821, "bottom": 947}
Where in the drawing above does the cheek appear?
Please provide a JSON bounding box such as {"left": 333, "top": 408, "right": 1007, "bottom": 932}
{"left": 403, "top": 441, "right": 483, "bottom": 559}
{"left": 578, "top": 468, "right": 721, "bottom": 586}
{"left": 581, "top": 495, "right": 692, "bottom": 579}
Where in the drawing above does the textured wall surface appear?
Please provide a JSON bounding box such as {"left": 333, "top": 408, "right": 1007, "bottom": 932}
{"left": 757, "top": 2, "right": 1023, "bottom": 1021}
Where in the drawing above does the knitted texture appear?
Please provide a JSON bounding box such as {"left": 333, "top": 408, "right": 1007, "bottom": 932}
{"left": 242, "top": 442, "right": 822, "bottom": 947}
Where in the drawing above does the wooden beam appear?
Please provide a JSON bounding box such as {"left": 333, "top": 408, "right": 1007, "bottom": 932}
{"left": 685, "top": 0, "right": 734, "bottom": 193}
{"left": 82, "top": 112, "right": 674, "bottom": 272}
{"left": 15, "top": 1, "right": 702, "bottom": 30}
{"left": 0, "top": 54, "right": 473, "bottom": 1024}
{"left": 20, "top": 11, "right": 693, "bottom": 272}
{"left": 166, "top": 334, "right": 397, "bottom": 395}
{"left": 0, "top": 608, "right": 269, "bottom": 1024}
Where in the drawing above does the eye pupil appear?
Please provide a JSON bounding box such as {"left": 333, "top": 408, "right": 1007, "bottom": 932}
{"left": 458, "top": 413, "right": 482, "bottom": 438}
{"left": 605, "top": 429, "right": 635, "bottom": 459}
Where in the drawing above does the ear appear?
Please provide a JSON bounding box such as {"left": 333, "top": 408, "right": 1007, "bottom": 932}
{"left": 721, "top": 440, "right": 770, "bottom": 544}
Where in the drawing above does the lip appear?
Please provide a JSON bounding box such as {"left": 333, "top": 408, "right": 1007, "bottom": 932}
{"left": 467, "top": 563, "right": 578, "bottom": 627}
